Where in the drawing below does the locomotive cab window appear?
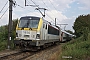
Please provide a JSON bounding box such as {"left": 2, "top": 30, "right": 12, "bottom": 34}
{"left": 18, "top": 17, "right": 40, "bottom": 28}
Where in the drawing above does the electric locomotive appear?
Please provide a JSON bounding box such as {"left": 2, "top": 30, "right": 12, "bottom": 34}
{"left": 14, "top": 16, "right": 60, "bottom": 50}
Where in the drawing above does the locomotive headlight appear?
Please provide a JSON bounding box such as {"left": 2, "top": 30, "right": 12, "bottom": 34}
{"left": 36, "top": 34, "right": 40, "bottom": 39}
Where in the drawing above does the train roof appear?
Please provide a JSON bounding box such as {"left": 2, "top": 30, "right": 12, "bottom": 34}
{"left": 20, "top": 16, "right": 40, "bottom": 20}
{"left": 61, "top": 30, "right": 75, "bottom": 36}
{"left": 40, "top": 18, "right": 60, "bottom": 30}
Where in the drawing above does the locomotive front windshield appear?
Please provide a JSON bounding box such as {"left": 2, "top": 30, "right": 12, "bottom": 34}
{"left": 18, "top": 19, "right": 40, "bottom": 28}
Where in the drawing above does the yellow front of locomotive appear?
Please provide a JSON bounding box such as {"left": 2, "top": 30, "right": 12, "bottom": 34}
{"left": 14, "top": 16, "right": 43, "bottom": 47}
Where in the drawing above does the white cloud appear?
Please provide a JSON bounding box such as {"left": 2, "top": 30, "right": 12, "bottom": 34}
{"left": 0, "top": 0, "right": 75, "bottom": 31}
{"left": 46, "top": 10, "right": 68, "bottom": 23}
{"left": 1, "top": 0, "right": 90, "bottom": 31}
{"left": 78, "top": 7, "right": 89, "bottom": 10}
{"left": 52, "top": 0, "right": 75, "bottom": 10}
{"left": 77, "top": 0, "right": 90, "bottom": 10}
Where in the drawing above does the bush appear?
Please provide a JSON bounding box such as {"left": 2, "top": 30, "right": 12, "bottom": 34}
{"left": 59, "top": 33, "right": 90, "bottom": 60}
{"left": 0, "top": 19, "right": 18, "bottom": 51}
{"left": 0, "top": 40, "right": 7, "bottom": 51}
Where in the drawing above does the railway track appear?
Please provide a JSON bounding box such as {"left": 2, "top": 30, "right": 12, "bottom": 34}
{"left": 0, "top": 51, "right": 22, "bottom": 60}
{"left": 0, "top": 43, "right": 61, "bottom": 60}
{"left": 0, "top": 51, "right": 36, "bottom": 60}
{"left": 25, "top": 44, "right": 62, "bottom": 60}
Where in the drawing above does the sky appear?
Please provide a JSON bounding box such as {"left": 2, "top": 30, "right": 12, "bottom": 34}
{"left": 0, "top": 0, "right": 90, "bottom": 32}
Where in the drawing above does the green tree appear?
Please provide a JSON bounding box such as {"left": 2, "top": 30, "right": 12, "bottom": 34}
{"left": 82, "top": 27, "right": 89, "bottom": 41}
{"left": 0, "top": 19, "right": 18, "bottom": 50}
{"left": 73, "top": 14, "right": 90, "bottom": 38}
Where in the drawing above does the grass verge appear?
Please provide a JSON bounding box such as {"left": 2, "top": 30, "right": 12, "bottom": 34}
{"left": 58, "top": 35, "right": 90, "bottom": 60}
{"left": 0, "top": 40, "right": 7, "bottom": 51}
{"left": 0, "top": 40, "right": 15, "bottom": 51}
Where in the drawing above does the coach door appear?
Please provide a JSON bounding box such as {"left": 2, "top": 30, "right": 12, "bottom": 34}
{"left": 43, "top": 23, "right": 47, "bottom": 40}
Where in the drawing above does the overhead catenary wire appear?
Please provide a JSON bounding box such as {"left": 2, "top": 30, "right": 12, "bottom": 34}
{"left": 0, "top": 7, "right": 9, "bottom": 19}
{"left": 26, "top": 0, "right": 35, "bottom": 6}
{"left": 16, "top": 4, "right": 25, "bottom": 9}
{"left": 41, "top": 0, "right": 56, "bottom": 21}
{"left": 41, "top": 0, "right": 61, "bottom": 23}
{"left": 42, "top": 0, "right": 61, "bottom": 23}
{"left": 0, "top": 0, "right": 8, "bottom": 13}
{"left": 15, "top": 0, "right": 42, "bottom": 17}
{"left": 30, "top": 0, "right": 44, "bottom": 17}
{"left": 30, "top": 0, "right": 55, "bottom": 21}
{"left": 42, "top": 0, "right": 55, "bottom": 16}
{"left": 13, "top": 0, "right": 60, "bottom": 24}
{"left": 0, "top": 0, "right": 60, "bottom": 21}
{"left": 48, "top": 0, "right": 62, "bottom": 23}
{"left": 46, "top": 13, "right": 55, "bottom": 21}
{"left": 0, "top": 1, "right": 35, "bottom": 20}
{"left": 42, "top": 0, "right": 49, "bottom": 9}
{"left": 15, "top": 3, "right": 39, "bottom": 16}
{"left": 13, "top": 0, "right": 39, "bottom": 17}
{"left": 48, "top": 0, "right": 58, "bottom": 11}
